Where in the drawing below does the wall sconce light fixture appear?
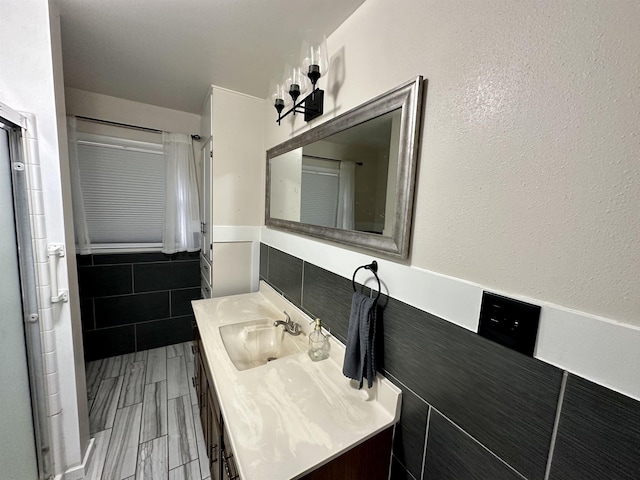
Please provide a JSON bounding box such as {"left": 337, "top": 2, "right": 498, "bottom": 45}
{"left": 272, "top": 34, "right": 329, "bottom": 125}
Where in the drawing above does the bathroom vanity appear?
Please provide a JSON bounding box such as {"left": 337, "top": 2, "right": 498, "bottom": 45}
{"left": 191, "top": 282, "right": 401, "bottom": 479}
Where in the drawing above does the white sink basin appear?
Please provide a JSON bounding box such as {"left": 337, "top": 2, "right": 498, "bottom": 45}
{"left": 219, "top": 319, "right": 307, "bottom": 371}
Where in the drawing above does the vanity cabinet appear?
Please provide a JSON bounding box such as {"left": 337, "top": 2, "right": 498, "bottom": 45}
{"left": 193, "top": 321, "right": 394, "bottom": 479}
{"left": 194, "top": 325, "right": 234, "bottom": 479}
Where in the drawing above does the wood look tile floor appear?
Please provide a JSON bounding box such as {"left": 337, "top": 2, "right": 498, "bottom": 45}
{"left": 85, "top": 343, "right": 210, "bottom": 480}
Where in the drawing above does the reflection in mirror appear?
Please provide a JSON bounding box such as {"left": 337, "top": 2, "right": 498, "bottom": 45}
{"left": 270, "top": 109, "right": 401, "bottom": 236}
{"left": 266, "top": 76, "right": 425, "bottom": 259}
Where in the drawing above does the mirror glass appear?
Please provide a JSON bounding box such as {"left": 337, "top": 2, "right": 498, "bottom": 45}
{"left": 266, "top": 77, "right": 425, "bottom": 259}
{"left": 269, "top": 108, "right": 401, "bottom": 236}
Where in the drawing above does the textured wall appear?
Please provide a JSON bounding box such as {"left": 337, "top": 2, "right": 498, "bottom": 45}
{"left": 264, "top": 0, "right": 640, "bottom": 327}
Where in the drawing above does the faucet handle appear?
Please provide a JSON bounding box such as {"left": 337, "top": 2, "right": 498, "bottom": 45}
{"left": 284, "top": 311, "right": 291, "bottom": 323}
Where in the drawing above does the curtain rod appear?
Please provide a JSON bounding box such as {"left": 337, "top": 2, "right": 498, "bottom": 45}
{"left": 73, "top": 115, "right": 201, "bottom": 140}
{"left": 302, "top": 154, "right": 363, "bottom": 166}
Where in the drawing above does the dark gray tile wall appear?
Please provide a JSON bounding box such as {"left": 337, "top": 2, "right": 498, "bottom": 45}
{"left": 382, "top": 295, "right": 562, "bottom": 480}
{"left": 424, "top": 411, "right": 525, "bottom": 480}
{"left": 301, "top": 262, "right": 358, "bottom": 344}
{"left": 259, "top": 243, "right": 640, "bottom": 480}
{"left": 94, "top": 291, "right": 170, "bottom": 328}
{"left": 135, "top": 315, "right": 194, "bottom": 351}
{"left": 78, "top": 252, "right": 200, "bottom": 361}
{"left": 549, "top": 374, "right": 640, "bottom": 480}
{"left": 266, "top": 247, "right": 303, "bottom": 305}
{"left": 390, "top": 382, "right": 430, "bottom": 479}
{"left": 259, "top": 243, "right": 269, "bottom": 280}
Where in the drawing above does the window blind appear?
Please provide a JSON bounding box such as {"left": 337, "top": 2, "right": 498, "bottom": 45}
{"left": 77, "top": 137, "right": 165, "bottom": 244}
{"left": 300, "top": 169, "right": 339, "bottom": 228}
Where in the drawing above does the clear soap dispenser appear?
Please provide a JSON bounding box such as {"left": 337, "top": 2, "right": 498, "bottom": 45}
{"left": 308, "top": 318, "right": 329, "bottom": 362}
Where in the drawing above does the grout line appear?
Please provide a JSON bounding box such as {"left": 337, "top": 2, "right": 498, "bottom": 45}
{"left": 544, "top": 371, "right": 568, "bottom": 480}
{"left": 429, "top": 405, "right": 529, "bottom": 480}
{"left": 131, "top": 264, "right": 135, "bottom": 294}
{"left": 381, "top": 369, "right": 431, "bottom": 409}
{"left": 420, "top": 406, "right": 432, "bottom": 480}
{"left": 389, "top": 455, "right": 418, "bottom": 480}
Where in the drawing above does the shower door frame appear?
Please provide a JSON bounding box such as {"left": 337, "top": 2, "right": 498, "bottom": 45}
{"left": 1, "top": 104, "right": 53, "bottom": 480}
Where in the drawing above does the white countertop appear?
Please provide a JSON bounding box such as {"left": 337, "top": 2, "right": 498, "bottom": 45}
{"left": 191, "top": 281, "right": 402, "bottom": 480}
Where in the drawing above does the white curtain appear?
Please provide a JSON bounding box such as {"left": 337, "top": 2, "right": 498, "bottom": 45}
{"left": 162, "top": 132, "right": 200, "bottom": 254}
{"left": 67, "top": 117, "right": 92, "bottom": 254}
{"left": 337, "top": 160, "right": 356, "bottom": 230}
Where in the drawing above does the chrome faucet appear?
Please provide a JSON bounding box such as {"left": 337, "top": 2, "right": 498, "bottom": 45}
{"left": 273, "top": 311, "right": 301, "bottom": 336}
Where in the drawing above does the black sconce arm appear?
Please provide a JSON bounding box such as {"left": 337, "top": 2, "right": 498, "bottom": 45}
{"left": 277, "top": 88, "right": 324, "bottom": 125}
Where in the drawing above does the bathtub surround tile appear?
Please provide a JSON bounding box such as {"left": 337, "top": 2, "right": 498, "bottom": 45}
{"left": 90, "top": 376, "right": 124, "bottom": 433}
{"left": 168, "top": 356, "right": 189, "bottom": 399}
{"left": 171, "top": 288, "right": 201, "bottom": 317}
{"left": 381, "top": 295, "right": 562, "bottom": 480}
{"left": 141, "top": 381, "right": 168, "bottom": 443}
{"left": 136, "top": 316, "right": 194, "bottom": 351}
{"left": 266, "top": 247, "right": 303, "bottom": 305}
{"left": 79, "top": 252, "right": 200, "bottom": 361}
{"left": 423, "top": 411, "right": 525, "bottom": 480}
{"left": 118, "top": 361, "right": 146, "bottom": 408}
{"left": 168, "top": 395, "right": 198, "bottom": 469}
{"left": 84, "top": 429, "right": 112, "bottom": 480}
{"left": 95, "top": 291, "right": 170, "bottom": 328}
{"left": 146, "top": 347, "right": 167, "bottom": 384}
{"left": 134, "top": 261, "right": 200, "bottom": 292}
{"left": 549, "top": 374, "right": 640, "bottom": 480}
{"left": 136, "top": 435, "right": 168, "bottom": 480}
{"left": 78, "top": 264, "right": 133, "bottom": 297}
{"left": 103, "top": 403, "right": 143, "bottom": 480}
{"left": 83, "top": 325, "right": 136, "bottom": 361}
{"left": 169, "top": 460, "right": 201, "bottom": 480}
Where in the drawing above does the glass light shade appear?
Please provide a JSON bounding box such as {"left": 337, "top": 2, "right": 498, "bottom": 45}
{"left": 270, "top": 80, "right": 287, "bottom": 113}
{"left": 284, "top": 64, "right": 309, "bottom": 103}
{"left": 301, "top": 33, "right": 329, "bottom": 86}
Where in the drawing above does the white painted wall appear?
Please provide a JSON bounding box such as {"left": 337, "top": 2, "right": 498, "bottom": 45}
{"left": 0, "top": 0, "right": 88, "bottom": 476}
{"left": 264, "top": 0, "right": 640, "bottom": 328}
{"left": 65, "top": 87, "right": 201, "bottom": 139}
{"left": 261, "top": 0, "right": 640, "bottom": 400}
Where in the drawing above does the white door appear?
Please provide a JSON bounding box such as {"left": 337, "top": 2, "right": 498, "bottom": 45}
{"left": 0, "top": 126, "right": 39, "bottom": 479}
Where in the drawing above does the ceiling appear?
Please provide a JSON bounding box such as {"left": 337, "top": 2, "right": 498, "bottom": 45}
{"left": 55, "top": 0, "right": 365, "bottom": 114}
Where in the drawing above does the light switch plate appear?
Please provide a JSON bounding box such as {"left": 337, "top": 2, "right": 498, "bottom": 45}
{"left": 478, "top": 292, "right": 541, "bottom": 356}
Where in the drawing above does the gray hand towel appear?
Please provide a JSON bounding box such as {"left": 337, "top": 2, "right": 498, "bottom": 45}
{"left": 342, "top": 291, "right": 378, "bottom": 389}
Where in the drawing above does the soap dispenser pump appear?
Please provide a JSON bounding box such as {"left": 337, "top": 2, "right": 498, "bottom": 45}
{"left": 308, "top": 318, "right": 329, "bottom": 362}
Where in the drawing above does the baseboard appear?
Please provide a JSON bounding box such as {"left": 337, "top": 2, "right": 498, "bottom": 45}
{"left": 63, "top": 437, "right": 95, "bottom": 480}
